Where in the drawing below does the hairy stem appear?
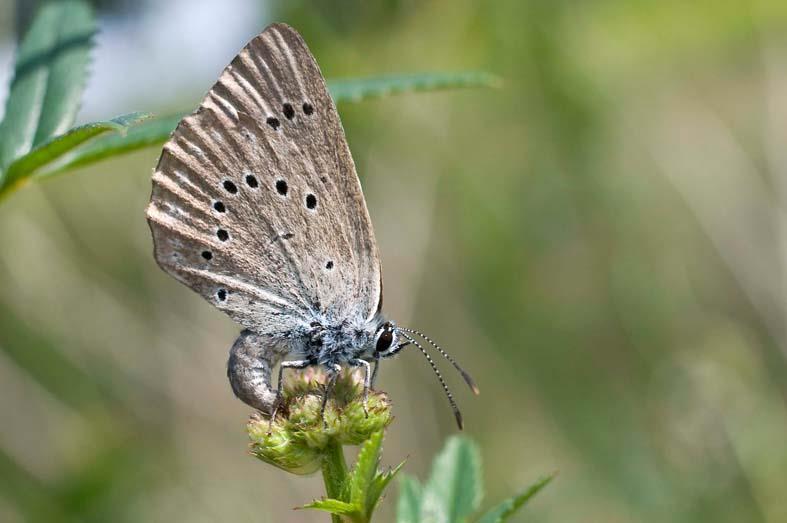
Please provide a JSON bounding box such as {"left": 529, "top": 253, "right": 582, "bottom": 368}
{"left": 321, "top": 441, "right": 348, "bottom": 523}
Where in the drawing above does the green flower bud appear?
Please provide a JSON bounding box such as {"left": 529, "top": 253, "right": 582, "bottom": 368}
{"left": 247, "top": 368, "right": 392, "bottom": 474}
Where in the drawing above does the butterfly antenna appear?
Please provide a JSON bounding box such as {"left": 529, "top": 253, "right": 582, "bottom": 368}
{"left": 399, "top": 331, "right": 464, "bottom": 430}
{"left": 400, "top": 327, "right": 480, "bottom": 395}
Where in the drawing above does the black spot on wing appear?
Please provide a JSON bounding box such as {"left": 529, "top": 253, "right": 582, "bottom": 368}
{"left": 223, "top": 180, "right": 237, "bottom": 194}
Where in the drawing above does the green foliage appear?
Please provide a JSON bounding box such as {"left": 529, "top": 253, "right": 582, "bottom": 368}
{"left": 395, "top": 476, "right": 424, "bottom": 523}
{"left": 2, "top": 112, "right": 151, "bottom": 193}
{"left": 29, "top": 112, "right": 184, "bottom": 181}
{"left": 349, "top": 430, "right": 385, "bottom": 508}
{"left": 327, "top": 72, "right": 500, "bottom": 103}
{"left": 303, "top": 498, "right": 361, "bottom": 517}
{"left": 0, "top": 2, "right": 496, "bottom": 201}
{"left": 300, "top": 431, "right": 406, "bottom": 523}
{"left": 422, "top": 435, "right": 484, "bottom": 522}
{"left": 366, "top": 456, "right": 406, "bottom": 517}
{"left": 0, "top": 0, "right": 95, "bottom": 173}
{"left": 0, "top": 0, "right": 95, "bottom": 182}
{"left": 476, "top": 476, "right": 555, "bottom": 523}
{"left": 397, "top": 437, "right": 553, "bottom": 523}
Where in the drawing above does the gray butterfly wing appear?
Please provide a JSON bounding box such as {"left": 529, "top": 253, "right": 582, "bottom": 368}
{"left": 146, "top": 23, "right": 382, "bottom": 336}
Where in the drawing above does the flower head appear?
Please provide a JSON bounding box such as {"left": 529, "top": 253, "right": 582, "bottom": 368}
{"left": 247, "top": 367, "right": 392, "bottom": 474}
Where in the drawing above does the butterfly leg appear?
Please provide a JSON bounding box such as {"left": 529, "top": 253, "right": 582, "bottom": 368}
{"left": 268, "top": 358, "right": 312, "bottom": 434}
{"left": 370, "top": 354, "right": 381, "bottom": 388}
{"left": 320, "top": 364, "right": 342, "bottom": 428}
{"left": 370, "top": 340, "right": 411, "bottom": 388}
{"left": 351, "top": 359, "right": 371, "bottom": 418}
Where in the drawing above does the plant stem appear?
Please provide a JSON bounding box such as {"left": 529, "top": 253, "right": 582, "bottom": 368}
{"left": 321, "top": 440, "right": 348, "bottom": 523}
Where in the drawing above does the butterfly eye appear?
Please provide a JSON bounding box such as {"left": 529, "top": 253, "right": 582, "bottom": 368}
{"left": 375, "top": 323, "right": 395, "bottom": 353}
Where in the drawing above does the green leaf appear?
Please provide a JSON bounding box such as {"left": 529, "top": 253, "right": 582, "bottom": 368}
{"left": 30, "top": 112, "right": 184, "bottom": 179}
{"left": 420, "top": 436, "right": 483, "bottom": 523}
{"left": 349, "top": 431, "right": 384, "bottom": 509}
{"left": 0, "top": 112, "right": 151, "bottom": 195}
{"left": 366, "top": 458, "right": 406, "bottom": 518}
{"left": 0, "top": 0, "right": 95, "bottom": 175}
{"left": 396, "top": 475, "right": 423, "bottom": 523}
{"left": 344, "top": 431, "right": 404, "bottom": 519}
{"left": 476, "top": 474, "right": 555, "bottom": 523}
{"left": 3, "top": 71, "right": 498, "bottom": 187}
{"left": 300, "top": 498, "right": 362, "bottom": 518}
{"left": 327, "top": 71, "right": 501, "bottom": 103}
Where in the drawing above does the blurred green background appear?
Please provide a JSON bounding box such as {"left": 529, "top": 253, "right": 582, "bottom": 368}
{"left": 3, "top": 0, "right": 787, "bottom": 521}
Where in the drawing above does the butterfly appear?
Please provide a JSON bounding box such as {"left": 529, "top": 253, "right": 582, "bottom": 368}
{"left": 146, "top": 23, "right": 478, "bottom": 429}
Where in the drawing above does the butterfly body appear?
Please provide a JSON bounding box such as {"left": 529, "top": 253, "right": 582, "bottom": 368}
{"left": 306, "top": 316, "right": 381, "bottom": 365}
{"left": 147, "top": 23, "right": 476, "bottom": 428}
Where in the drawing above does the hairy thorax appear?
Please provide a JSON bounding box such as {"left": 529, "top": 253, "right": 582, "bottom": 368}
{"left": 304, "top": 317, "right": 378, "bottom": 366}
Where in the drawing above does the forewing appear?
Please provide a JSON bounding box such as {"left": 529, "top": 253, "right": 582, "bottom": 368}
{"left": 146, "top": 23, "right": 382, "bottom": 335}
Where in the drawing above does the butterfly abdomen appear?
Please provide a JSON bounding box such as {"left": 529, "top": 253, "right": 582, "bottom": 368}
{"left": 227, "top": 330, "right": 291, "bottom": 413}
